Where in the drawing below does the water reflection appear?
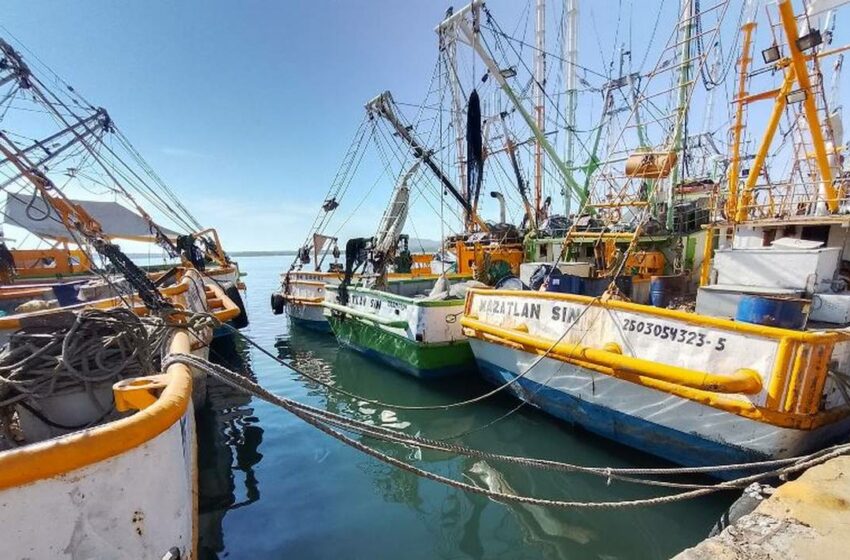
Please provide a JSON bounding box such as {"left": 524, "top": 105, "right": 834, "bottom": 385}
{"left": 197, "top": 256, "right": 731, "bottom": 559}
{"left": 197, "top": 335, "right": 265, "bottom": 560}
{"left": 275, "top": 325, "right": 731, "bottom": 559}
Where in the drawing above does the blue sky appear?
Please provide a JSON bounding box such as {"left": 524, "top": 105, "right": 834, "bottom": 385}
{"left": 6, "top": 1, "right": 462, "bottom": 251}
{"left": 5, "top": 1, "right": 844, "bottom": 252}
{"left": 4, "top": 0, "right": 652, "bottom": 252}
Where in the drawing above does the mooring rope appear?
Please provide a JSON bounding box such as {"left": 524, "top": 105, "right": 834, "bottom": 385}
{"left": 214, "top": 301, "right": 597, "bottom": 413}
{"left": 165, "top": 352, "right": 850, "bottom": 508}
{"left": 195, "top": 317, "right": 850, "bottom": 475}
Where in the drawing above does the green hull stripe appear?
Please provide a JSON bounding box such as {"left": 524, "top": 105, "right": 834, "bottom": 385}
{"left": 327, "top": 315, "right": 474, "bottom": 373}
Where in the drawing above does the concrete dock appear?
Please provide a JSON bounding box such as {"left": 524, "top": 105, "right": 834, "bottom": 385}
{"left": 674, "top": 456, "right": 850, "bottom": 559}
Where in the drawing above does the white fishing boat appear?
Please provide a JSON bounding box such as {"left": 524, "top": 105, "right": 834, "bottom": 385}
{"left": 320, "top": 80, "right": 539, "bottom": 378}
{"left": 0, "top": 266, "right": 241, "bottom": 559}
{"left": 323, "top": 276, "right": 476, "bottom": 378}
{"left": 0, "top": 34, "right": 244, "bottom": 557}
{"left": 0, "top": 38, "right": 247, "bottom": 334}
{"left": 460, "top": 0, "right": 850, "bottom": 468}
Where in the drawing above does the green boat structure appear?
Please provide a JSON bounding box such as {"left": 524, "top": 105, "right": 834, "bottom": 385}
{"left": 323, "top": 278, "right": 476, "bottom": 379}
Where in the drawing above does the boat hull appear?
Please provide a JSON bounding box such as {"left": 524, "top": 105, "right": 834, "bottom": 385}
{"left": 471, "top": 339, "right": 850, "bottom": 469}
{"left": 328, "top": 314, "right": 474, "bottom": 378}
{"left": 0, "top": 405, "right": 196, "bottom": 558}
{"left": 287, "top": 301, "right": 332, "bottom": 333}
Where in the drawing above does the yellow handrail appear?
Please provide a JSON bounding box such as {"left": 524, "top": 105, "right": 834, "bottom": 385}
{"left": 461, "top": 316, "right": 763, "bottom": 394}
{"left": 0, "top": 330, "right": 193, "bottom": 491}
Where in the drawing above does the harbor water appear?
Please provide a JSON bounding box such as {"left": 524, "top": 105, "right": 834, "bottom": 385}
{"left": 197, "top": 256, "right": 734, "bottom": 559}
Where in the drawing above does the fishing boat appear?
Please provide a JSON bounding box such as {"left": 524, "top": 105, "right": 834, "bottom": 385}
{"left": 0, "top": 34, "right": 243, "bottom": 557}
{"left": 273, "top": 84, "right": 515, "bottom": 340}
{"left": 0, "top": 37, "right": 247, "bottom": 331}
{"left": 270, "top": 110, "right": 475, "bottom": 336}
{"left": 0, "top": 267, "right": 240, "bottom": 559}
{"left": 279, "top": 258, "right": 458, "bottom": 334}
{"left": 318, "top": 139, "right": 476, "bottom": 377}
{"left": 460, "top": 0, "right": 850, "bottom": 468}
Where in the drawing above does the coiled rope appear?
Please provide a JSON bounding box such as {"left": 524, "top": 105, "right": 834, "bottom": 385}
{"left": 165, "top": 351, "right": 850, "bottom": 509}
{"left": 0, "top": 308, "right": 169, "bottom": 433}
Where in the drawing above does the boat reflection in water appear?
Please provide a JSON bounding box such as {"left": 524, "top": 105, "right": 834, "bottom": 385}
{"left": 197, "top": 335, "right": 264, "bottom": 560}
{"left": 276, "top": 323, "right": 732, "bottom": 559}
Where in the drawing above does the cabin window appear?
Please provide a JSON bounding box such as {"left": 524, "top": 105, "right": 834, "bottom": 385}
{"left": 800, "top": 225, "right": 830, "bottom": 245}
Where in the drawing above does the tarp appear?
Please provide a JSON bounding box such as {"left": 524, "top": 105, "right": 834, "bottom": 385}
{"left": 3, "top": 193, "right": 178, "bottom": 241}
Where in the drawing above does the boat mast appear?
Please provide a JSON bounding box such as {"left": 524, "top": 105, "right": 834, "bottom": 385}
{"left": 365, "top": 90, "right": 488, "bottom": 230}
{"left": 563, "top": 0, "right": 579, "bottom": 216}
{"left": 0, "top": 39, "right": 180, "bottom": 256}
{"left": 438, "top": 17, "right": 470, "bottom": 228}
{"left": 534, "top": 0, "right": 546, "bottom": 222}
{"left": 725, "top": 3, "right": 757, "bottom": 221}
{"left": 437, "top": 2, "right": 584, "bottom": 209}
{"left": 667, "top": 0, "right": 695, "bottom": 229}
{"left": 735, "top": 0, "right": 838, "bottom": 220}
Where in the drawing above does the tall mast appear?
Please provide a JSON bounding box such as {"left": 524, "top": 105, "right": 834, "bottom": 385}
{"left": 438, "top": 20, "right": 469, "bottom": 228}
{"left": 667, "top": 0, "right": 695, "bottom": 229}
{"left": 725, "top": 3, "right": 757, "bottom": 221}
{"left": 436, "top": 2, "right": 585, "bottom": 209}
{"left": 534, "top": 0, "right": 546, "bottom": 221}
{"left": 563, "top": 0, "right": 579, "bottom": 216}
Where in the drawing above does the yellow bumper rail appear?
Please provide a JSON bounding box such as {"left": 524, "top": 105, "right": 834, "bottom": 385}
{"left": 461, "top": 316, "right": 763, "bottom": 395}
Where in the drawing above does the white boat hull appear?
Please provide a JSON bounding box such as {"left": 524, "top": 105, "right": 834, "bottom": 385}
{"left": 287, "top": 300, "right": 331, "bottom": 332}
{"left": 0, "top": 392, "right": 197, "bottom": 559}
{"left": 470, "top": 339, "right": 850, "bottom": 467}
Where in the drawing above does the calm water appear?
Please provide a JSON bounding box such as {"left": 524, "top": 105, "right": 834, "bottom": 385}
{"left": 197, "top": 256, "right": 734, "bottom": 560}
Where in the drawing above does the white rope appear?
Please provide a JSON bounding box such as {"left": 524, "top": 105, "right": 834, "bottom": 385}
{"left": 165, "top": 352, "right": 850, "bottom": 509}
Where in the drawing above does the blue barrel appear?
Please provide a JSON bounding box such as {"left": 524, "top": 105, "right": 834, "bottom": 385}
{"left": 547, "top": 274, "right": 581, "bottom": 294}
{"left": 546, "top": 275, "right": 633, "bottom": 297}
{"left": 736, "top": 295, "right": 807, "bottom": 329}
{"left": 650, "top": 274, "right": 686, "bottom": 308}
{"left": 52, "top": 283, "right": 81, "bottom": 307}
{"left": 584, "top": 276, "right": 633, "bottom": 298}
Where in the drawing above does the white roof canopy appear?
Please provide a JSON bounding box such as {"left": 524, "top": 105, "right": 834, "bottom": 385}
{"left": 3, "top": 193, "right": 178, "bottom": 241}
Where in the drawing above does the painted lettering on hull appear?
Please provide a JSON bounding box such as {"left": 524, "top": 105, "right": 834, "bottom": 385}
{"left": 476, "top": 299, "right": 541, "bottom": 320}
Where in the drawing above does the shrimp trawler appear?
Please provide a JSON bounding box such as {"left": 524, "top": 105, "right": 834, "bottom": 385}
{"left": 0, "top": 39, "right": 247, "bottom": 330}
{"left": 0, "top": 36, "right": 243, "bottom": 557}
{"left": 461, "top": 0, "right": 850, "bottom": 469}
{"left": 322, "top": 0, "right": 639, "bottom": 378}
{"left": 320, "top": 103, "right": 478, "bottom": 378}
{"left": 270, "top": 97, "right": 497, "bottom": 338}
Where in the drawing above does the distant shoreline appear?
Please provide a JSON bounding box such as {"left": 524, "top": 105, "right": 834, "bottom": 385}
{"left": 229, "top": 250, "right": 298, "bottom": 257}
{"left": 126, "top": 250, "right": 298, "bottom": 259}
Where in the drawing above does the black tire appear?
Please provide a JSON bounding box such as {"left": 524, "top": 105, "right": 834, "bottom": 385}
{"left": 270, "top": 292, "right": 285, "bottom": 315}
{"left": 224, "top": 282, "right": 249, "bottom": 328}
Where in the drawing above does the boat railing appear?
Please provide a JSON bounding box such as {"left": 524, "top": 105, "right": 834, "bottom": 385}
{"left": 726, "top": 176, "right": 850, "bottom": 222}
{"left": 0, "top": 329, "right": 193, "bottom": 491}
{"left": 323, "top": 300, "right": 409, "bottom": 329}
{"left": 462, "top": 288, "right": 850, "bottom": 429}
